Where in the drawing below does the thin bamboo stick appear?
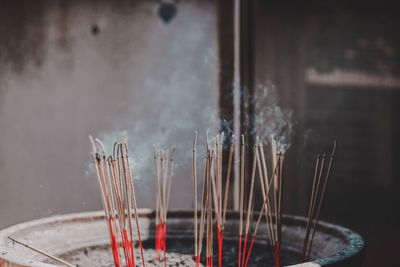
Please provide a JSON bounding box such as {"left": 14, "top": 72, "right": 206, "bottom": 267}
{"left": 306, "top": 141, "right": 337, "bottom": 259}
{"left": 193, "top": 132, "right": 198, "bottom": 261}
{"left": 8, "top": 237, "right": 75, "bottom": 267}
{"left": 222, "top": 136, "right": 234, "bottom": 227}
{"left": 256, "top": 144, "right": 275, "bottom": 246}
{"left": 243, "top": 153, "right": 282, "bottom": 267}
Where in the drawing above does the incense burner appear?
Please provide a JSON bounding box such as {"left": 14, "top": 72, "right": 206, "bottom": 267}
{"left": 0, "top": 210, "right": 364, "bottom": 267}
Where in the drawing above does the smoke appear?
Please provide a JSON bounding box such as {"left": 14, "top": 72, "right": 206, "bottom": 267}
{"left": 95, "top": 109, "right": 220, "bottom": 182}
{"left": 87, "top": 82, "right": 295, "bottom": 211}
{"left": 90, "top": 106, "right": 223, "bottom": 209}
{"left": 252, "top": 82, "right": 295, "bottom": 153}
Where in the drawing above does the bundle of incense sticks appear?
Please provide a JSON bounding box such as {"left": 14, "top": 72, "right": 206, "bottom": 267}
{"left": 192, "top": 132, "right": 234, "bottom": 267}
{"left": 87, "top": 133, "right": 335, "bottom": 267}
{"left": 90, "top": 136, "right": 145, "bottom": 267}
{"left": 193, "top": 133, "right": 285, "bottom": 267}
{"left": 238, "top": 136, "right": 285, "bottom": 267}
{"left": 153, "top": 145, "right": 175, "bottom": 266}
{"left": 192, "top": 133, "right": 214, "bottom": 267}
{"left": 301, "top": 141, "right": 337, "bottom": 262}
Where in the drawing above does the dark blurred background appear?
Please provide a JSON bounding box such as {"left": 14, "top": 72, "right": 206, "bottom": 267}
{"left": 1, "top": 1, "right": 399, "bottom": 267}
{"left": 249, "top": 1, "right": 400, "bottom": 267}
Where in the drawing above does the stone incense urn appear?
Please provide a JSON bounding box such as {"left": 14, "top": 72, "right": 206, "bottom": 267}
{"left": 0, "top": 210, "right": 364, "bottom": 267}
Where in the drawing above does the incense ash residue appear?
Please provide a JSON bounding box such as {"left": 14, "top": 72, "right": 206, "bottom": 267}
{"left": 49, "top": 239, "right": 300, "bottom": 267}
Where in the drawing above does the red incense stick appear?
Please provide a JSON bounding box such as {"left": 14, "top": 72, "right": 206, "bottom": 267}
{"left": 244, "top": 235, "right": 255, "bottom": 267}
{"left": 238, "top": 234, "right": 242, "bottom": 267}
{"left": 217, "top": 226, "right": 223, "bottom": 267}
{"left": 121, "top": 229, "right": 135, "bottom": 267}
{"left": 206, "top": 256, "right": 213, "bottom": 267}
{"left": 155, "top": 223, "right": 161, "bottom": 260}
{"left": 241, "top": 233, "right": 248, "bottom": 267}
{"left": 163, "top": 222, "right": 167, "bottom": 267}
{"left": 107, "top": 219, "right": 121, "bottom": 267}
{"left": 274, "top": 241, "right": 281, "bottom": 267}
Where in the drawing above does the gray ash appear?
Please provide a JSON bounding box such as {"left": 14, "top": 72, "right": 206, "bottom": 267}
{"left": 53, "top": 238, "right": 299, "bottom": 267}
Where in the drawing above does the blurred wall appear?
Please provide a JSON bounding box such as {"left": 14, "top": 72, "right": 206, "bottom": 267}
{"left": 0, "top": 0, "right": 218, "bottom": 229}
{"left": 252, "top": 1, "right": 400, "bottom": 267}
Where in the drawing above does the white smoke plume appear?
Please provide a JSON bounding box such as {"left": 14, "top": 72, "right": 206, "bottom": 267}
{"left": 252, "top": 82, "right": 295, "bottom": 153}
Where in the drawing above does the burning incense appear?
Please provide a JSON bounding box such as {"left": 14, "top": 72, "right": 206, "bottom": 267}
{"left": 116, "top": 143, "right": 141, "bottom": 267}
{"left": 197, "top": 148, "right": 210, "bottom": 262}
{"left": 90, "top": 137, "right": 122, "bottom": 267}
{"left": 191, "top": 132, "right": 234, "bottom": 266}
{"left": 240, "top": 138, "right": 259, "bottom": 267}
{"left": 122, "top": 143, "right": 146, "bottom": 267}
{"left": 153, "top": 145, "right": 175, "bottom": 266}
{"left": 206, "top": 150, "right": 213, "bottom": 267}
{"left": 243, "top": 155, "right": 281, "bottom": 267}
{"left": 90, "top": 136, "right": 145, "bottom": 267}
{"left": 192, "top": 132, "right": 235, "bottom": 267}
{"left": 257, "top": 142, "right": 275, "bottom": 246}
{"left": 87, "top": 131, "right": 336, "bottom": 267}
{"left": 8, "top": 237, "right": 75, "bottom": 267}
{"left": 216, "top": 134, "right": 223, "bottom": 267}
{"left": 192, "top": 132, "right": 199, "bottom": 265}
{"left": 219, "top": 136, "right": 235, "bottom": 267}
{"left": 238, "top": 135, "right": 245, "bottom": 267}
{"left": 241, "top": 136, "right": 284, "bottom": 267}
{"left": 216, "top": 133, "right": 225, "bottom": 267}
{"left": 222, "top": 136, "right": 235, "bottom": 227}
{"left": 275, "top": 153, "right": 285, "bottom": 267}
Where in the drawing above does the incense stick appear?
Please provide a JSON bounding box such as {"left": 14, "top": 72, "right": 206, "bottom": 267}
{"left": 218, "top": 133, "right": 224, "bottom": 228}
{"left": 238, "top": 135, "right": 245, "bottom": 267}
{"left": 257, "top": 142, "right": 275, "bottom": 246}
{"left": 153, "top": 146, "right": 175, "bottom": 266}
{"left": 206, "top": 150, "right": 213, "bottom": 267}
{"left": 197, "top": 150, "right": 209, "bottom": 260}
{"left": 123, "top": 143, "right": 145, "bottom": 267}
{"left": 305, "top": 141, "right": 337, "bottom": 260}
{"left": 302, "top": 154, "right": 320, "bottom": 253}
{"left": 270, "top": 138, "right": 279, "bottom": 244}
{"left": 275, "top": 152, "right": 285, "bottom": 267}
{"left": 166, "top": 147, "right": 176, "bottom": 211}
{"left": 192, "top": 132, "right": 199, "bottom": 264}
{"left": 90, "top": 137, "right": 122, "bottom": 267}
{"left": 8, "top": 237, "right": 75, "bottom": 267}
{"left": 240, "top": 138, "right": 259, "bottom": 267}
{"left": 222, "top": 136, "right": 234, "bottom": 226}
{"left": 242, "top": 150, "right": 282, "bottom": 267}
{"left": 301, "top": 141, "right": 337, "bottom": 261}
{"left": 90, "top": 136, "right": 145, "bottom": 267}
{"left": 245, "top": 138, "right": 259, "bottom": 234}
{"left": 199, "top": 132, "right": 234, "bottom": 267}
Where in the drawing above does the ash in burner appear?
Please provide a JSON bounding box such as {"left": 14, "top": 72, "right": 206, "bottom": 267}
{"left": 51, "top": 238, "right": 299, "bottom": 267}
